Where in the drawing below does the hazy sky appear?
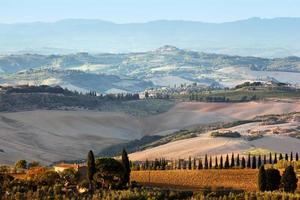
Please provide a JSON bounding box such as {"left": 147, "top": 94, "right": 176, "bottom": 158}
{"left": 0, "top": 0, "right": 299, "bottom": 23}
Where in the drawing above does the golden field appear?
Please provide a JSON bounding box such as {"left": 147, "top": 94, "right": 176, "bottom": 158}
{"left": 131, "top": 169, "right": 259, "bottom": 191}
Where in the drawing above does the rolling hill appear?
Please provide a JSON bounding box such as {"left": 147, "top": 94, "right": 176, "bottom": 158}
{"left": 0, "top": 68, "right": 153, "bottom": 94}
{"left": 1, "top": 98, "right": 300, "bottom": 164}
{"left": 0, "top": 46, "right": 300, "bottom": 92}
{"left": 129, "top": 110, "right": 300, "bottom": 161}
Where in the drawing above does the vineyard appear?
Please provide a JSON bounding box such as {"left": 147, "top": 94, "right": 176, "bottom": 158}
{"left": 131, "top": 169, "right": 258, "bottom": 191}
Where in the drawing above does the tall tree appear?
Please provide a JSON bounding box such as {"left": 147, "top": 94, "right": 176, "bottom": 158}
{"left": 285, "top": 153, "right": 288, "bottom": 161}
{"left": 258, "top": 166, "right": 267, "bottom": 191}
{"left": 241, "top": 157, "right": 246, "bottom": 169}
{"left": 266, "top": 168, "right": 281, "bottom": 191}
{"left": 252, "top": 155, "right": 257, "bottom": 169}
{"left": 279, "top": 153, "right": 283, "bottom": 160}
{"left": 224, "top": 154, "right": 229, "bottom": 169}
{"left": 230, "top": 153, "right": 235, "bottom": 168}
{"left": 154, "top": 159, "right": 159, "bottom": 170}
{"left": 258, "top": 155, "right": 262, "bottom": 168}
{"left": 193, "top": 158, "right": 196, "bottom": 170}
{"left": 247, "top": 154, "right": 251, "bottom": 168}
{"left": 188, "top": 156, "right": 192, "bottom": 170}
{"left": 214, "top": 156, "right": 218, "bottom": 169}
{"left": 269, "top": 152, "right": 272, "bottom": 164}
{"left": 87, "top": 150, "right": 96, "bottom": 191}
{"left": 290, "top": 152, "right": 293, "bottom": 161}
{"left": 273, "top": 153, "right": 278, "bottom": 164}
{"left": 281, "top": 166, "right": 298, "bottom": 193}
{"left": 296, "top": 152, "right": 299, "bottom": 161}
{"left": 204, "top": 155, "right": 209, "bottom": 169}
{"left": 145, "top": 159, "right": 149, "bottom": 170}
{"left": 209, "top": 156, "right": 212, "bottom": 169}
{"left": 220, "top": 156, "right": 223, "bottom": 169}
{"left": 236, "top": 154, "right": 240, "bottom": 167}
{"left": 263, "top": 155, "right": 267, "bottom": 165}
{"left": 198, "top": 159, "right": 203, "bottom": 170}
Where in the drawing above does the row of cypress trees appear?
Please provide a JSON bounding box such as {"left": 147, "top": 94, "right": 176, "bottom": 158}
{"left": 134, "top": 152, "right": 299, "bottom": 170}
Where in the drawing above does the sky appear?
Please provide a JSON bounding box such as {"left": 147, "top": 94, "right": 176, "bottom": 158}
{"left": 0, "top": 0, "right": 299, "bottom": 23}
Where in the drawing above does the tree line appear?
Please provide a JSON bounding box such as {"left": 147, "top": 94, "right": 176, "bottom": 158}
{"left": 2, "top": 85, "right": 140, "bottom": 101}
{"left": 189, "top": 93, "right": 258, "bottom": 102}
{"left": 132, "top": 152, "right": 299, "bottom": 170}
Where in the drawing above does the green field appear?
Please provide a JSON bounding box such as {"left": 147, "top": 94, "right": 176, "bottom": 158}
{"left": 187, "top": 85, "right": 300, "bottom": 102}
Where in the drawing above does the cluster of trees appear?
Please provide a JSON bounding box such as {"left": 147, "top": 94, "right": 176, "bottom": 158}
{"left": 0, "top": 149, "right": 132, "bottom": 198}
{"left": 87, "top": 149, "right": 131, "bottom": 191}
{"left": 0, "top": 86, "right": 142, "bottom": 112}
{"left": 234, "top": 81, "right": 264, "bottom": 89}
{"left": 189, "top": 94, "right": 258, "bottom": 102}
{"left": 133, "top": 152, "right": 299, "bottom": 171}
{"left": 3, "top": 85, "right": 71, "bottom": 95}
{"left": 258, "top": 165, "right": 298, "bottom": 193}
{"left": 2, "top": 84, "right": 140, "bottom": 101}
{"left": 0, "top": 166, "right": 79, "bottom": 198}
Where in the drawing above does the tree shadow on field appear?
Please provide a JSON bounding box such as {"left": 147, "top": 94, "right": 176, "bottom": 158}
{"left": 139, "top": 182, "right": 245, "bottom": 195}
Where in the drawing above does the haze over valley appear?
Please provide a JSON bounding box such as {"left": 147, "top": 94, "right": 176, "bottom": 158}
{"left": 0, "top": 45, "right": 300, "bottom": 94}
{"left": 1, "top": 18, "right": 300, "bottom": 58}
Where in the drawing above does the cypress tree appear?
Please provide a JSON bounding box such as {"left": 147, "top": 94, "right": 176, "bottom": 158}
{"left": 241, "top": 157, "right": 246, "bottom": 169}
{"left": 204, "top": 155, "right": 209, "bottom": 169}
{"left": 230, "top": 153, "right": 235, "bottom": 168}
{"left": 279, "top": 153, "right": 283, "bottom": 160}
{"left": 220, "top": 156, "right": 223, "bottom": 169}
{"left": 273, "top": 153, "right": 277, "bottom": 164}
{"left": 188, "top": 156, "right": 192, "bottom": 170}
{"left": 198, "top": 159, "right": 203, "bottom": 170}
{"left": 87, "top": 150, "right": 96, "bottom": 191}
{"left": 263, "top": 154, "right": 267, "bottom": 165}
{"left": 193, "top": 158, "right": 196, "bottom": 170}
{"left": 224, "top": 154, "right": 229, "bottom": 169}
{"left": 258, "top": 155, "right": 262, "bottom": 168}
{"left": 258, "top": 166, "right": 267, "bottom": 191}
{"left": 214, "top": 156, "right": 218, "bottom": 169}
{"left": 209, "top": 156, "right": 212, "bottom": 169}
{"left": 247, "top": 154, "right": 251, "bottom": 168}
{"left": 296, "top": 153, "right": 299, "bottom": 161}
{"left": 159, "top": 158, "right": 162, "bottom": 170}
{"left": 236, "top": 154, "right": 240, "bottom": 167}
{"left": 290, "top": 152, "right": 293, "bottom": 161}
{"left": 269, "top": 152, "right": 272, "bottom": 164}
{"left": 145, "top": 159, "right": 149, "bottom": 170}
{"left": 285, "top": 153, "right": 288, "bottom": 161}
{"left": 161, "top": 158, "right": 166, "bottom": 170}
{"left": 252, "top": 155, "right": 257, "bottom": 169}
{"left": 266, "top": 168, "right": 281, "bottom": 191}
{"left": 154, "top": 159, "right": 159, "bottom": 170}
{"left": 281, "top": 166, "right": 298, "bottom": 193}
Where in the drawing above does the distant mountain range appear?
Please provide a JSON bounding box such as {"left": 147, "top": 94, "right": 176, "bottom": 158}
{"left": 0, "top": 46, "right": 300, "bottom": 93}
{"left": 1, "top": 18, "right": 300, "bottom": 57}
